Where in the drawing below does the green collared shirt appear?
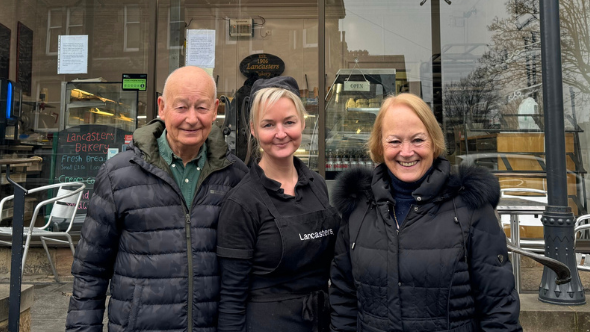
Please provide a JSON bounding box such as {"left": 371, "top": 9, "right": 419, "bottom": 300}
{"left": 157, "top": 129, "right": 207, "bottom": 208}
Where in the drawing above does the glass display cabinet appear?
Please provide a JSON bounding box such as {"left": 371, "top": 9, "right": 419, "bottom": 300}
{"left": 60, "top": 81, "right": 138, "bottom": 132}
{"left": 324, "top": 68, "right": 397, "bottom": 179}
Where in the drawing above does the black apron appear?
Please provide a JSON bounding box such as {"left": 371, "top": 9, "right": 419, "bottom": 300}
{"left": 246, "top": 168, "right": 340, "bottom": 332}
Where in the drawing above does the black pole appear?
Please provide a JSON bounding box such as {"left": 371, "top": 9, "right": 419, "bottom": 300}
{"left": 7, "top": 165, "right": 26, "bottom": 332}
{"left": 538, "top": 0, "right": 585, "bottom": 305}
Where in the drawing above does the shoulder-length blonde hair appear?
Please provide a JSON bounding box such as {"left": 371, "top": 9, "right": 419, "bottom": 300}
{"left": 246, "top": 87, "right": 307, "bottom": 163}
{"left": 367, "top": 93, "right": 446, "bottom": 163}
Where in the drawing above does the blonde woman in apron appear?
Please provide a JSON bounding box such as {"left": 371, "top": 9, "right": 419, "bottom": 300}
{"left": 217, "top": 76, "right": 340, "bottom": 332}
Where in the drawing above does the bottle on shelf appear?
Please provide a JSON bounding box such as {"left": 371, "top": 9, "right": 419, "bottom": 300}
{"left": 365, "top": 153, "right": 374, "bottom": 170}
{"left": 342, "top": 151, "right": 350, "bottom": 171}
{"left": 349, "top": 151, "right": 358, "bottom": 168}
{"left": 357, "top": 150, "right": 366, "bottom": 169}
{"left": 334, "top": 149, "right": 342, "bottom": 172}
{"left": 326, "top": 149, "right": 334, "bottom": 172}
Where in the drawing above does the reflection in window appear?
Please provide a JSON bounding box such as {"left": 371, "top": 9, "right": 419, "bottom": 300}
{"left": 46, "top": 7, "right": 85, "bottom": 56}
{"left": 168, "top": 7, "right": 184, "bottom": 50}
{"left": 125, "top": 5, "right": 141, "bottom": 52}
{"left": 46, "top": 9, "right": 63, "bottom": 55}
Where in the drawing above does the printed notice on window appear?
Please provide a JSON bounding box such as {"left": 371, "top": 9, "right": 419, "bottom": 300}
{"left": 58, "top": 35, "right": 88, "bottom": 74}
{"left": 186, "top": 29, "right": 215, "bottom": 69}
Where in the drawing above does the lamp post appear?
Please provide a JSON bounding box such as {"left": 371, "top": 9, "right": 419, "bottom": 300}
{"left": 538, "top": 0, "right": 585, "bottom": 305}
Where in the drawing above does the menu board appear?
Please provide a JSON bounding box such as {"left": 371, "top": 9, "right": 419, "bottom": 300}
{"left": 53, "top": 125, "right": 132, "bottom": 215}
{"left": 16, "top": 22, "right": 32, "bottom": 96}
{"left": 0, "top": 23, "right": 9, "bottom": 80}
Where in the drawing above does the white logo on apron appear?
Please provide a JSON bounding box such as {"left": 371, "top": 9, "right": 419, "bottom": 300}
{"left": 299, "top": 229, "right": 334, "bottom": 241}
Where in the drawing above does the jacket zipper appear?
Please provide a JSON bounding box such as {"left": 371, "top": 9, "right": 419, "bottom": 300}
{"left": 185, "top": 160, "right": 233, "bottom": 332}
{"left": 132, "top": 155, "right": 235, "bottom": 332}
{"left": 185, "top": 212, "right": 193, "bottom": 332}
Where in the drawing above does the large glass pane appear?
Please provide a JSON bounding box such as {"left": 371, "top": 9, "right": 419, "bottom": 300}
{"left": 325, "top": 0, "right": 432, "bottom": 180}
{"left": 440, "top": 1, "right": 589, "bottom": 223}
{"left": 156, "top": 0, "right": 320, "bottom": 169}
{"left": 0, "top": 0, "right": 152, "bottom": 229}
{"left": 325, "top": 0, "right": 589, "bottom": 234}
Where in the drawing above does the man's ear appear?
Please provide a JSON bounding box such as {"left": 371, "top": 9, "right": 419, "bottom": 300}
{"left": 213, "top": 99, "right": 219, "bottom": 117}
{"left": 157, "top": 96, "right": 165, "bottom": 119}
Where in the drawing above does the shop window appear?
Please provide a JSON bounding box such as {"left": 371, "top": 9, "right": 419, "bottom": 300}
{"left": 167, "top": 7, "right": 184, "bottom": 50}
{"left": 124, "top": 5, "right": 141, "bottom": 52}
{"left": 46, "top": 7, "right": 85, "bottom": 56}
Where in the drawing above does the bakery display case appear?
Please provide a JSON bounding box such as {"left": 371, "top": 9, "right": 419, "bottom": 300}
{"left": 60, "top": 82, "right": 138, "bottom": 132}
{"left": 324, "top": 68, "right": 396, "bottom": 179}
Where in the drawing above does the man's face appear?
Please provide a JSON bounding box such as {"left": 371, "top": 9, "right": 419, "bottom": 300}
{"left": 158, "top": 69, "right": 218, "bottom": 156}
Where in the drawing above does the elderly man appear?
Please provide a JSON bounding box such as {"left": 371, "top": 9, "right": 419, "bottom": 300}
{"left": 66, "top": 66, "right": 247, "bottom": 332}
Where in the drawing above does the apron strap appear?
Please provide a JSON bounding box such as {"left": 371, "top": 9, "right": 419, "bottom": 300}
{"left": 307, "top": 178, "right": 330, "bottom": 210}
{"left": 250, "top": 164, "right": 283, "bottom": 220}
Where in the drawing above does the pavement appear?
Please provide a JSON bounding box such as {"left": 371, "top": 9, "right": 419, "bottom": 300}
{"left": 2, "top": 266, "right": 590, "bottom": 332}
{"left": 15, "top": 277, "right": 108, "bottom": 332}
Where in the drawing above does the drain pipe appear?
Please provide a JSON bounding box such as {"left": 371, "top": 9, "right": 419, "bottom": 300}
{"left": 538, "top": 0, "right": 585, "bottom": 305}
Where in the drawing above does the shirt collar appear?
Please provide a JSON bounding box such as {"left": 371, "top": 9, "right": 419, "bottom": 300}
{"left": 157, "top": 128, "right": 207, "bottom": 165}
{"left": 253, "top": 157, "right": 312, "bottom": 194}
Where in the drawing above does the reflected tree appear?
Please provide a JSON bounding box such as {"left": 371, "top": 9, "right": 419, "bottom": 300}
{"left": 443, "top": 66, "right": 501, "bottom": 129}
{"left": 484, "top": 0, "right": 590, "bottom": 95}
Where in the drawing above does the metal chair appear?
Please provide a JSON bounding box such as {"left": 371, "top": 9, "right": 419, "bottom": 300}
{"left": 0, "top": 182, "right": 85, "bottom": 282}
{"left": 574, "top": 214, "right": 590, "bottom": 272}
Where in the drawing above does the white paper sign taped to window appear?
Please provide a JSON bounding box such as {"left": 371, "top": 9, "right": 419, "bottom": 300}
{"left": 58, "top": 35, "right": 88, "bottom": 74}
{"left": 186, "top": 29, "right": 216, "bottom": 69}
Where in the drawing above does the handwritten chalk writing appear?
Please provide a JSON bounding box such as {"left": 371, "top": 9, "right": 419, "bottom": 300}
{"left": 67, "top": 132, "right": 115, "bottom": 143}
{"left": 75, "top": 143, "right": 110, "bottom": 153}
{"left": 58, "top": 175, "right": 95, "bottom": 185}
{"left": 61, "top": 155, "right": 82, "bottom": 163}
{"left": 77, "top": 201, "right": 88, "bottom": 210}
{"left": 61, "top": 164, "right": 86, "bottom": 171}
{"left": 86, "top": 155, "right": 106, "bottom": 162}
{"left": 81, "top": 190, "right": 90, "bottom": 200}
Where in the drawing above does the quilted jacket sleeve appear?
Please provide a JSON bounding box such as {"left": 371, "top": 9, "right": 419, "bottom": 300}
{"left": 329, "top": 222, "right": 358, "bottom": 331}
{"left": 469, "top": 204, "right": 523, "bottom": 332}
{"left": 66, "top": 163, "right": 121, "bottom": 332}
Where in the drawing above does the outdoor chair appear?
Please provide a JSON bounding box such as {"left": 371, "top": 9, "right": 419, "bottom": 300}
{"left": 499, "top": 187, "right": 547, "bottom": 253}
{"left": 0, "top": 182, "right": 85, "bottom": 282}
{"left": 574, "top": 213, "right": 590, "bottom": 272}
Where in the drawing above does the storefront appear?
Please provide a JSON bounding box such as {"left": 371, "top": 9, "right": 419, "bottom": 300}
{"left": 1, "top": 0, "right": 589, "bottom": 228}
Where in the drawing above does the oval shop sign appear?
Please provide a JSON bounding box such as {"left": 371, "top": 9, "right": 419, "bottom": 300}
{"left": 240, "top": 53, "right": 285, "bottom": 78}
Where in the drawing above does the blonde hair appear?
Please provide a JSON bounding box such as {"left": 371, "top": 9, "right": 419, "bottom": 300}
{"left": 367, "top": 93, "right": 446, "bottom": 163}
{"left": 246, "top": 87, "right": 307, "bottom": 163}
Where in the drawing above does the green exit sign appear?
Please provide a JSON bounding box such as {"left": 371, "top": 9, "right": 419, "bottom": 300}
{"left": 122, "top": 73, "right": 147, "bottom": 91}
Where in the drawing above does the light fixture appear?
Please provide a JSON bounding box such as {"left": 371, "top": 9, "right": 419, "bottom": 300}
{"left": 420, "top": 0, "right": 451, "bottom": 5}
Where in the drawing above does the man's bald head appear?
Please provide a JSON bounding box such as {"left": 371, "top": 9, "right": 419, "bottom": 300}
{"left": 162, "top": 66, "right": 217, "bottom": 101}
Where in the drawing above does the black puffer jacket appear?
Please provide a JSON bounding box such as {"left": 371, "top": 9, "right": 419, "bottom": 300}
{"left": 66, "top": 120, "right": 248, "bottom": 332}
{"left": 329, "top": 158, "right": 522, "bottom": 332}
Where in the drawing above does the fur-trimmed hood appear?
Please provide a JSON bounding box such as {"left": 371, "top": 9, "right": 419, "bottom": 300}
{"left": 331, "top": 157, "right": 500, "bottom": 217}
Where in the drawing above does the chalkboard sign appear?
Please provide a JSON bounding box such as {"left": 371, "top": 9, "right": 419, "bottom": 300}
{"left": 0, "top": 23, "right": 9, "bottom": 80}
{"left": 17, "top": 22, "right": 32, "bottom": 96}
{"left": 53, "top": 125, "right": 132, "bottom": 215}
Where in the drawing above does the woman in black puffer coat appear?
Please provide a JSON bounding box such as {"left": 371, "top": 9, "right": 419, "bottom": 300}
{"left": 329, "top": 93, "right": 522, "bottom": 332}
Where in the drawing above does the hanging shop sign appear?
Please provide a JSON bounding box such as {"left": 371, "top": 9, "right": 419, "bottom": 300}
{"left": 122, "top": 73, "right": 147, "bottom": 91}
{"left": 344, "top": 81, "right": 370, "bottom": 92}
{"left": 239, "top": 53, "right": 284, "bottom": 78}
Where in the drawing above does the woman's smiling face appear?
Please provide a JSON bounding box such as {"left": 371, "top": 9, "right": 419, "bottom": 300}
{"left": 381, "top": 104, "right": 434, "bottom": 183}
{"left": 252, "top": 97, "right": 304, "bottom": 162}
